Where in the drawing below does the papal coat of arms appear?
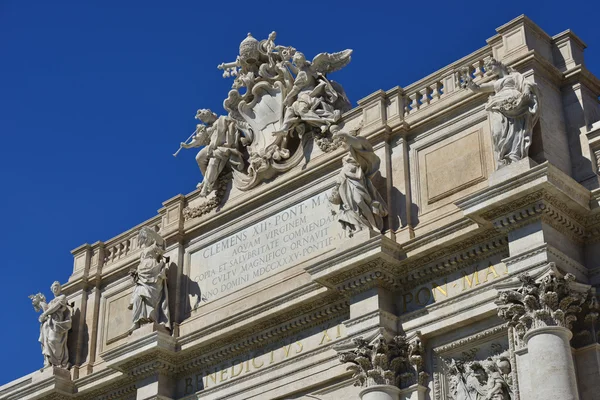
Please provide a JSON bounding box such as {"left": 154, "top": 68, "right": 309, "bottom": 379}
{"left": 175, "top": 32, "right": 353, "bottom": 217}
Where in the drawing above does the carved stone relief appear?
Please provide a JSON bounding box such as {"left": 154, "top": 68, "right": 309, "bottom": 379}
{"left": 444, "top": 344, "right": 513, "bottom": 400}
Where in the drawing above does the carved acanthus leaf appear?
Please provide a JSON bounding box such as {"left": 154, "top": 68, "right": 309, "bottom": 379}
{"left": 495, "top": 264, "right": 591, "bottom": 340}
{"left": 337, "top": 332, "right": 427, "bottom": 389}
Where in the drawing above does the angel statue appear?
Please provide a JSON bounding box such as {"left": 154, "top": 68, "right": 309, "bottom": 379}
{"left": 128, "top": 227, "right": 171, "bottom": 332}
{"left": 274, "top": 50, "right": 353, "bottom": 140}
{"left": 329, "top": 133, "right": 388, "bottom": 236}
{"left": 178, "top": 109, "right": 245, "bottom": 197}
{"left": 463, "top": 58, "right": 540, "bottom": 168}
{"left": 29, "top": 281, "right": 72, "bottom": 369}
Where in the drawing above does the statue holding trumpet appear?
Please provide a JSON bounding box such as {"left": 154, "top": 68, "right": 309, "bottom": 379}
{"left": 174, "top": 109, "right": 245, "bottom": 197}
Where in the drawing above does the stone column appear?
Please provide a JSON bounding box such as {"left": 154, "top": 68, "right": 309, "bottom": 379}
{"left": 359, "top": 385, "right": 400, "bottom": 400}
{"left": 496, "top": 267, "right": 592, "bottom": 400}
{"left": 524, "top": 326, "right": 578, "bottom": 400}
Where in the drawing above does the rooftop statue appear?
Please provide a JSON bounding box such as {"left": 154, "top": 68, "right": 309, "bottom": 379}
{"left": 128, "top": 227, "right": 171, "bottom": 333}
{"left": 461, "top": 58, "right": 540, "bottom": 169}
{"left": 29, "top": 282, "right": 72, "bottom": 370}
{"left": 176, "top": 32, "right": 353, "bottom": 196}
{"left": 329, "top": 132, "right": 388, "bottom": 236}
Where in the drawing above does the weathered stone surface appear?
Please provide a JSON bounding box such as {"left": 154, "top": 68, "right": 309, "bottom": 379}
{"left": 4, "top": 15, "right": 600, "bottom": 400}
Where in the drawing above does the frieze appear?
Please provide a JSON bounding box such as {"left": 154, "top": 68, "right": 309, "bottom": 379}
{"left": 399, "top": 229, "right": 503, "bottom": 276}
{"left": 177, "top": 297, "right": 348, "bottom": 373}
{"left": 400, "top": 256, "right": 508, "bottom": 314}
{"left": 178, "top": 320, "right": 346, "bottom": 397}
{"left": 397, "top": 235, "right": 508, "bottom": 289}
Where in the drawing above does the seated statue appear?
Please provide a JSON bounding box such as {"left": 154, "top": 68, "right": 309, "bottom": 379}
{"left": 180, "top": 109, "right": 245, "bottom": 197}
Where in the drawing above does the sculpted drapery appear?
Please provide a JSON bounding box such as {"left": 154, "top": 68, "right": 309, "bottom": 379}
{"left": 465, "top": 58, "right": 540, "bottom": 168}
{"left": 30, "top": 281, "right": 72, "bottom": 369}
{"left": 329, "top": 133, "right": 388, "bottom": 236}
{"left": 129, "top": 227, "right": 171, "bottom": 332}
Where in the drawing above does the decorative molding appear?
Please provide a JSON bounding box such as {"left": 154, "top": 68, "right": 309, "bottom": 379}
{"left": 177, "top": 297, "right": 348, "bottom": 373}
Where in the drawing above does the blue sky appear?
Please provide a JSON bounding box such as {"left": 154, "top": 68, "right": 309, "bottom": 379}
{"left": 1, "top": 0, "right": 599, "bottom": 384}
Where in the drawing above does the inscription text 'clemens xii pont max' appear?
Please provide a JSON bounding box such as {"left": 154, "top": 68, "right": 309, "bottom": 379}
{"left": 190, "top": 191, "right": 346, "bottom": 302}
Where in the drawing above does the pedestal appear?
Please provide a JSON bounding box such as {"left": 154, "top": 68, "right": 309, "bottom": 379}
{"left": 359, "top": 385, "right": 401, "bottom": 400}
{"left": 488, "top": 157, "right": 537, "bottom": 186}
{"left": 524, "top": 326, "right": 579, "bottom": 400}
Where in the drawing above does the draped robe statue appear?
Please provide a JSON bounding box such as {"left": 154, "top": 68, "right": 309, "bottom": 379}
{"left": 129, "top": 227, "right": 171, "bottom": 332}
{"left": 329, "top": 133, "right": 388, "bottom": 236}
{"left": 29, "top": 281, "right": 72, "bottom": 369}
{"left": 465, "top": 58, "right": 540, "bottom": 168}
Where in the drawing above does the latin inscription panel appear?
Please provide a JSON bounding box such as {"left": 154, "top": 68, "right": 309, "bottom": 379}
{"left": 189, "top": 191, "right": 346, "bottom": 302}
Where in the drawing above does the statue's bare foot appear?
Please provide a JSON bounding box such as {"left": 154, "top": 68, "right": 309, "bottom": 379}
{"left": 128, "top": 322, "right": 140, "bottom": 334}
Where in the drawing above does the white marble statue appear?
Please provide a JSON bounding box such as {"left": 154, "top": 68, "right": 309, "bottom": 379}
{"left": 274, "top": 50, "right": 352, "bottom": 138}
{"left": 463, "top": 58, "right": 540, "bottom": 168}
{"left": 178, "top": 109, "right": 245, "bottom": 197}
{"left": 329, "top": 133, "right": 388, "bottom": 236}
{"left": 175, "top": 32, "right": 354, "bottom": 201}
{"left": 29, "top": 281, "right": 72, "bottom": 369}
{"left": 128, "top": 227, "right": 171, "bottom": 332}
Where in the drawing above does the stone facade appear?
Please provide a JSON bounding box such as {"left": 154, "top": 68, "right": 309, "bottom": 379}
{"left": 2, "top": 15, "right": 600, "bottom": 400}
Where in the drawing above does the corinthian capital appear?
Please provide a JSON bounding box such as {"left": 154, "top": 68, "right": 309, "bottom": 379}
{"left": 336, "top": 330, "right": 427, "bottom": 389}
{"left": 495, "top": 264, "right": 591, "bottom": 339}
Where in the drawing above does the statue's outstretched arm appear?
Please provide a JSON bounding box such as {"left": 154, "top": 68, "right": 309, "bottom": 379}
{"left": 467, "top": 80, "right": 495, "bottom": 93}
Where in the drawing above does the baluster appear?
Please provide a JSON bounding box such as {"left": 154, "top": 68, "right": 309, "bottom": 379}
{"left": 473, "top": 60, "right": 484, "bottom": 79}
{"left": 430, "top": 81, "right": 442, "bottom": 103}
{"left": 408, "top": 92, "right": 420, "bottom": 113}
{"left": 124, "top": 238, "right": 130, "bottom": 257}
{"left": 421, "top": 87, "right": 431, "bottom": 107}
{"left": 104, "top": 248, "right": 112, "bottom": 265}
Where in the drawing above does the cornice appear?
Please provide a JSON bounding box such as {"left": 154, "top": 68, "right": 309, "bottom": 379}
{"left": 178, "top": 281, "right": 324, "bottom": 346}
{"left": 456, "top": 162, "right": 592, "bottom": 245}
{"left": 432, "top": 323, "right": 508, "bottom": 354}
{"left": 176, "top": 296, "right": 348, "bottom": 374}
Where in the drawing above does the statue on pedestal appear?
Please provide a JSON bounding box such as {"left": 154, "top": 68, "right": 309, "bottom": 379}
{"left": 29, "top": 281, "right": 72, "bottom": 369}
{"left": 462, "top": 58, "right": 540, "bottom": 168}
{"left": 329, "top": 132, "right": 388, "bottom": 236}
{"left": 128, "top": 227, "right": 171, "bottom": 332}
